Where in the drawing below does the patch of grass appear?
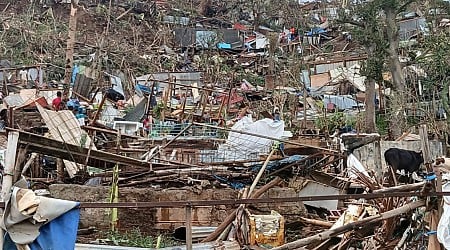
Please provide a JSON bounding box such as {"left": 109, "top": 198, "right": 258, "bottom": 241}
{"left": 104, "top": 228, "right": 177, "bottom": 248}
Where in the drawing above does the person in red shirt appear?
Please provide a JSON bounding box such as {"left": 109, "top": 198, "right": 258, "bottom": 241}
{"left": 52, "top": 91, "right": 63, "bottom": 111}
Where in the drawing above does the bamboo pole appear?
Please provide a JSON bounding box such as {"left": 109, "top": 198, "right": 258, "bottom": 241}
{"left": 299, "top": 217, "right": 334, "bottom": 227}
{"left": 373, "top": 182, "right": 427, "bottom": 193}
{"left": 272, "top": 200, "right": 425, "bottom": 249}
{"left": 248, "top": 148, "right": 276, "bottom": 197}
{"left": 89, "top": 92, "right": 107, "bottom": 126}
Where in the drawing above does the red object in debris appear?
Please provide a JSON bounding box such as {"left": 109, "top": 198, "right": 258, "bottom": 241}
{"left": 245, "top": 36, "right": 256, "bottom": 43}
{"left": 326, "top": 102, "right": 335, "bottom": 111}
{"left": 233, "top": 23, "right": 249, "bottom": 31}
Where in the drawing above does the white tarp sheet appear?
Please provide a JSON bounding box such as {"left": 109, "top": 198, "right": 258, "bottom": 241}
{"left": 347, "top": 153, "right": 370, "bottom": 179}
{"left": 214, "top": 116, "right": 285, "bottom": 162}
{"left": 437, "top": 182, "right": 450, "bottom": 249}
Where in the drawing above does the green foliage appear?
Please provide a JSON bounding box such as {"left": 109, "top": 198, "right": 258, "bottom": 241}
{"left": 105, "top": 229, "right": 176, "bottom": 248}
{"left": 418, "top": 32, "right": 450, "bottom": 124}
{"left": 343, "top": 1, "right": 387, "bottom": 81}
{"left": 79, "top": 134, "right": 87, "bottom": 148}
{"left": 314, "top": 112, "right": 355, "bottom": 133}
{"left": 375, "top": 113, "right": 389, "bottom": 135}
{"left": 153, "top": 102, "right": 165, "bottom": 119}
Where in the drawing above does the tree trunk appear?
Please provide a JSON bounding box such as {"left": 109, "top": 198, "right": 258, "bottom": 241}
{"left": 384, "top": 7, "right": 405, "bottom": 92}
{"left": 384, "top": 7, "right": 407, "bottom": 139}
{"left": 63, "top": 1, "right": 78, "bottom": 95}
{"left": 365, "top": 78, "right": 376, "bottom": 133}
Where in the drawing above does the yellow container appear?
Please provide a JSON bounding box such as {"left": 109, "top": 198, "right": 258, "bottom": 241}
{"left": 249, "top": 210, "right": 285, "bottom": 247}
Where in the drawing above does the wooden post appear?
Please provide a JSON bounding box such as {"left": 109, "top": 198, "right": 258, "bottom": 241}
{"left": 1, "top": 131, "right": 19, "bottom": 199}
{"left": 225, "top": 82, "right": 233, "bottom": 120}
{"left": 0, "top": 133, "right": 16, "bottom": 248}
{"left": 56, "top": 158, "right": 64, "bottom": 182}
{"left": 419, "top": 125, "right": 432, "bottom": 169}
{"left": 419, "top": 125, "right": 442, "bottom": 250}
{"left": 427, "top": 210, "right": 441, "bottom": 250}
{"left": 185, "top": 205, "right": 193, "bottom": 250}
{"left": 0, "top": 131, "right": 19, "bottom": 247}
{"left": 89, "top": 92, "right": 107, "bottom": 126}
{"left": 63, "top": 0, "right": 79, "bottom": 95}
{"left": 146, "top": 81, "right": 156, "bottom": 118}
{"left": 13, "top": 147, "right": 27, "bottom": 183}
{"left": 373, "top": 138, "right": 383, "bottom": 183}
{"left": 8, "top": 107, "right": 14, "bottom": 128}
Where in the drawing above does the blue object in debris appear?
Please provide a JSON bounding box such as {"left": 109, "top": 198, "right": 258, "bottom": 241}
{"left": 4, "top": 204, "right": 80, "bottom": 250}
{"left": 66, "top": 98, "right": 80, "bottom": 110}
{"left": 217, "top": 43, "right": 232, "bottom": 49}
{"left": 136, "top": 84, "right": 152, "bottom": 95}
{"left": 424, "top": 231, "right": 437, "bottom": 236}
{"left": 213, "top": 175, "right": 245, "bottom": 190}
{"left": 251, "top": 155, "right": 304, "bottom": 173}
{"left": 425, "top": 173, "right": 437, "bottom": 181}
{"left": 306, "top": 28, "right": 327, "bottom": 36}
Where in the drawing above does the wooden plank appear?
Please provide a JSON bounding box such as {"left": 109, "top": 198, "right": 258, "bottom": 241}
{"left": 1, "top": 131, "right": 19, "bottom": 199}
{"left": 15, "top": 129, "right": 150, "bottom": 169}
{"left": 0, "top": 131, "right": 19, "bottom": 250}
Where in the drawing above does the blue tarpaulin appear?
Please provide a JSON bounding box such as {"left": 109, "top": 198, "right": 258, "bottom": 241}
{"left": 306, "top": 28, "right": 327, "bottom": 36}
{"left": 251, "top": 155, "right": 304, "bottom": 173}
{"left": 323, "top": 95, "right": 359, "bottom": 110}
{"left": 213, "top": 175, "right": 246, "bottom": 190}
{"left": 4, "top": 205, "right": 80, "bottom": 250}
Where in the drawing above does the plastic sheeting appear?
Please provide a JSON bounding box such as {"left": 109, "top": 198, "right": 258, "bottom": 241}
{"left": 323, "top": 94, "right": 359, "bottom": 110}
{"left": 223, "top": 116, "right": 283, "bottom": 153}
{"left": 251, "top": 155, "right": 303, "bottom": 173}
{"left": 206, "top": 116, "right": 284, "bottom": 162}
{"left": 437, "top": 182, "right": 450, "bottom": 249}
{"left": 347, "top": 153, "right": 370, "bottom": 179}
{"left": 2, "top": 187, "right": 80, "bottom": 250}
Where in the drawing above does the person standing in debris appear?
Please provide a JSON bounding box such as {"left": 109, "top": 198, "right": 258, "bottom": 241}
{"left": 52, "top": 91, "right": 63, "bottom": 111}
{"left": 290, "top": 27, "right": 297, "bottom": 42}
{"left": 143, "top": 115, "right": 153, "bottom": 137}
{"left": 273, "top": 107, "right": 281, "bottom": 121}
{"left": 18, "top": 68, "right": 28, "bottom": 85}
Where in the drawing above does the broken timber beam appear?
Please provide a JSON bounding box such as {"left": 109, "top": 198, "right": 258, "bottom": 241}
{"left": 82, "top": 125, "right": 142, "bottom": 139}
{"left": 272, "top": 200, "right": 425, "bottom": 249}
{"left": 14, "top": 129, "right": 150, "bottom": 169}
{"left": 373, "top": 182, "right": 428, "bottom": 193}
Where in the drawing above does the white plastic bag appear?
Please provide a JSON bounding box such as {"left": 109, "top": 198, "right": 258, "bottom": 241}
{"left": 437, "top": 182, "right": 450, "bottom": 249}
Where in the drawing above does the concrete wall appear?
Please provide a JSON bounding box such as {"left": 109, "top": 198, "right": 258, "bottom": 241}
{"left": 353, "top": 140, "right": 444, "bottom": 173}
{"left": 49, "top": 185, "right": 307, "bottom": 231}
